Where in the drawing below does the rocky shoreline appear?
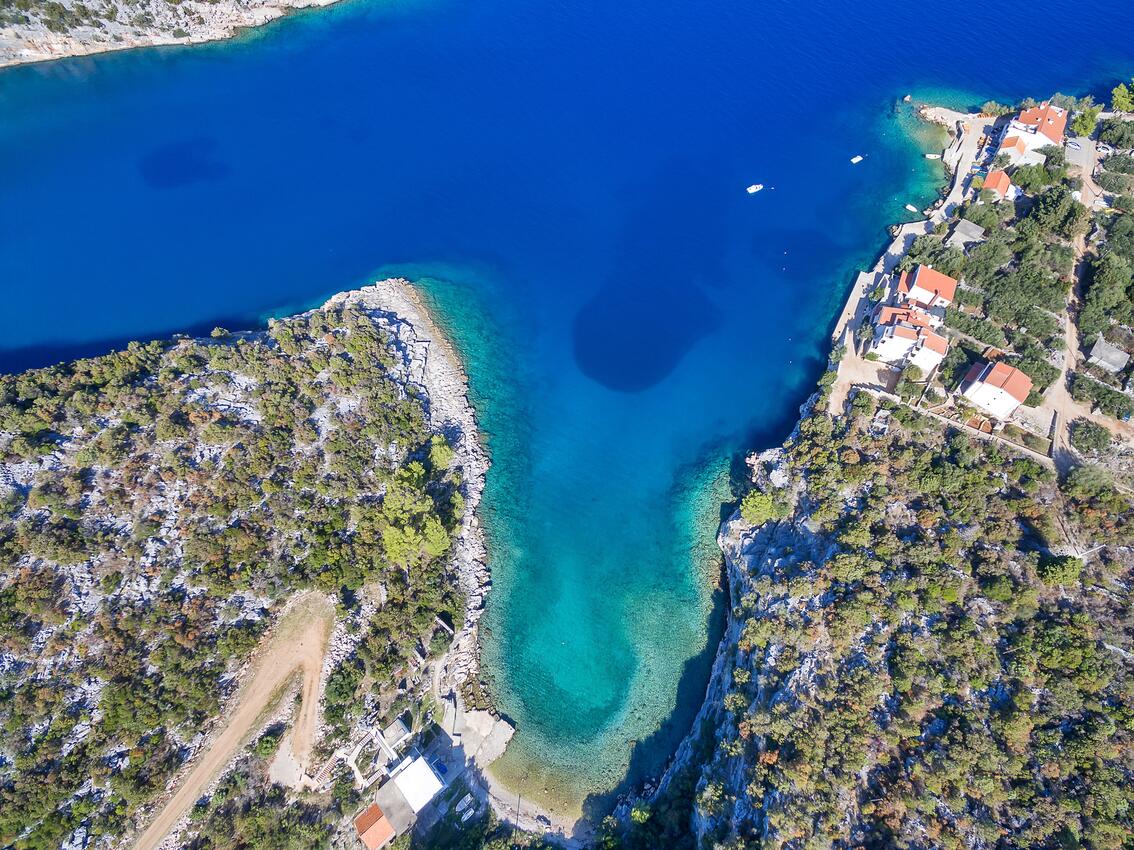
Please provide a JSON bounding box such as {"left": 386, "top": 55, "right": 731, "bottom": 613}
{"left": 0, "top": 0, "right": 342, "bottom": 68}
{"left": 340, "top": 282, "right": 586, "bottom": 842}
{"left": 325, "top": 280, "right": 493, "bottom": 660}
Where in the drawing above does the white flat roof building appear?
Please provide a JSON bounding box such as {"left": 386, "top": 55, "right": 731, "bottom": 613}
{"left": 390, "top": 756, "right": 443, "bottom": 814}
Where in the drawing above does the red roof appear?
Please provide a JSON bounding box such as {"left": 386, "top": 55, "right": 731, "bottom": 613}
{"left": 354, "top": 805, "right": 396, "bottom": 850}
{"left": 974, "top": 361, "right": 1034, "bottom": 403}
{"left": 921, "top": 329, "right": 949, "bottom": 356}
{"left": 1015, "top": 102, "right": 1068, "bottom": 144}
{"left": 892, "top": 324, "right": 920, "bottom": 341}
{"left": 1000, "top": 135, "right": 1028, "bottom": 156}
{"left": 984, "top": 169, "right": 1012, "bottom": 197}
{"left": 875, "top": 305, "right": 930, "bottom": 328}
{"left": 910, "top": 265, "right": 958, "bottom": 303}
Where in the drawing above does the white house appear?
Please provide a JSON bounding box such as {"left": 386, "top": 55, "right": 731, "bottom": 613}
{"left": 960, "top": 361, "right": 1034, "bottom": 420}
{"left": 995, "top": 102, "right": 1067, "bottom": 166}
{"left": 908, "top": 329, "right": 949, "bottom": 373}
{"left": 897, "top": 265, "right": 959, "bottom": 310}
{"left": 390, "top": 756, "right": 443, "bottom": 814}
{"left": 870, "top": 323, "right": 921, "bottom": 363}
{"left": 997, "top": 134, "right": 1048, "bottom": 167}
{"left": 868, "top": 306, "right": 949, "bottom": 372}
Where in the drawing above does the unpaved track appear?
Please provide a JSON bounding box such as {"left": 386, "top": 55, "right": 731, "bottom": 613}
{"left": 132, "top": 593, "right": 335, "bottom": 850}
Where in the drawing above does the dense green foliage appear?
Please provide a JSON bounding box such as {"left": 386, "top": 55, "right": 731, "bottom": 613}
{"left": 677, "top": 402, "right": 1134, "bottom": 850}
{"left": 0, "top": 306, "right": 464, "bottom": 848}
{"left": 1097, "top": 155, "right": 1134, "bottom": 196}
{"left": 1071, "top": 106, "right": 1101, "bottom": 138}
{"left": 738, "top": 491, "right": 788, "bottom": 526}
{"left": 1100, "top": 118, "right": 1134, "bottom": 149}
{"left": 1077, "top": 213, "right": 1134, "bottom": 397}
{"left": 1112, "top": 82, "right": 1134, "bottom": 113}
{"left": 1070, "top": 418, "right": 1113, "bottom": 454}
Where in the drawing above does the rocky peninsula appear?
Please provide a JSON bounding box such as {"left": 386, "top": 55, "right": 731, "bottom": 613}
{"left": 0, "top": 276, "right": 509, "bottom": 849}
{"left": 0, "top": 0, "right": 341, "bottom": 67}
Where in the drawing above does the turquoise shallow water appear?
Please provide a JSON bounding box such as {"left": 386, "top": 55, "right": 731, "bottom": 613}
{"left": 2, "top": 0, "right": 1134, "bottom": 820}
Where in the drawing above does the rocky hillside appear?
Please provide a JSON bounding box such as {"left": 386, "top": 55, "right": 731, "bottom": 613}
{"left": 0, "top": 283, "right": 473, "bottom": 849}
{"left": 0, "top": 0, "right": 339, "bottom": 67}
{"left": 602, "top": 376, "right": 1134, "bottom": 850}
{"left": 684, "top": 387, "right": 1134, "bottom": 849}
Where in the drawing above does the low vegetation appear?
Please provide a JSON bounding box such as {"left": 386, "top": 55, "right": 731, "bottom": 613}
{"left": 609, "top": 394, "right": 1134, "bottom": 850}
{"left": 0, "top": 306, "right": 464, "bottom": 848}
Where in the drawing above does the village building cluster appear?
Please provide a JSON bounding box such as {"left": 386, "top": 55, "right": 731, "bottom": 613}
{"left": 837, "top": 98, "right": 1127, "bottom": 448}
{"left": 342, "top": 718, "right": 450, "bottom": 849}
{"left": 861, "top": 260, "right": 1033, "bottom": 421}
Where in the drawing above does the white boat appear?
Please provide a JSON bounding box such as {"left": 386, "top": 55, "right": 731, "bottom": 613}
{"left": 850, "top": 155, "right": 865, "bottom": 164}
{"left": 905, "top": 204, "right": 919, "bottom": 213}
{"left": 746, "top": 183, "right": 764, "bottom": 194}
{"left": 924, "top": 153, "right": 941, "bottom": 160}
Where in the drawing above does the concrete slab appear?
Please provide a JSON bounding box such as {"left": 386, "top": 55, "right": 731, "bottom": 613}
{"left": 374, "top": 778, "right": 417, "bottom": 834}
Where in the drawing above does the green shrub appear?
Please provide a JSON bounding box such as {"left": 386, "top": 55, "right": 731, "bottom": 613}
{"left": 1070, "top": 419, "right": 1112, "bottom": 454}
{"left": 1038, "top": 555, "right": 1083, "bottom": 586}
{"left": 739, "top": 490, "right": 789, "bottom": 526}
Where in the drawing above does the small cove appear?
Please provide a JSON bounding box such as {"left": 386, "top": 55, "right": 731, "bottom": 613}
{"left": 3, "top": 0, "right": 1134, "bottom": 820}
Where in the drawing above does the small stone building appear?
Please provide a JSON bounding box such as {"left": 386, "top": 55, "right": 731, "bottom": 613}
{"left": 1087, "top": 335, "right": 1130, "bottom": 374}
{"left": 945, "top": 218, "right": 987, "bottom": 251}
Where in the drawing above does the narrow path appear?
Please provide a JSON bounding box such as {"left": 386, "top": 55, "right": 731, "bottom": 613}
{"left": 132, "top": 592, "right": 335, "bottom": 850}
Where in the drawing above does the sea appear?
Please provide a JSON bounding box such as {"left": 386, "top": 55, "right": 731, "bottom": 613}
{"left": 2, "top": 0, "right": 1133, "bottom": 821}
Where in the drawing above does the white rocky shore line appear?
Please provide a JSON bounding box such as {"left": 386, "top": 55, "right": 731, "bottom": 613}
{"left": 324, "top": 279, "right": 493, "bottom": 682}
{"left": 335, "top": 282, "right": 583, "bottom": 843}
{"left": 0, "top": 0, "right": 341, "bottom": 68}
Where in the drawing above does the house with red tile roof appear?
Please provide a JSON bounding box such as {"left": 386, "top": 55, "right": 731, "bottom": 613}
{"left": 872, "top": 304, "right": 931, "bottom": 328}
{"left": 995, "top": 101, "right": 1067, "bottom": 167}
{"left": 1014, "top": 102, "right": 1068, "bottom": 145}
{"left": 982, "top": 169, "right": 1016, "bottom": 202}
{"left": 997, "top": 134, "right": 1047, "bottom": 167}
{"left": 897, "top": 265, "right": 958, "bottom": 310}
{"left": 960, "top": 361, "right": 1034, "bottom": 420}
{"left": 868, "top": 306, "right": 949, "bottom": 373}
{"left": 354, "top": 804, "right": 396, "bottom": 850}
{"left": 909, "top": 328, "right": 949, "bottom": 373}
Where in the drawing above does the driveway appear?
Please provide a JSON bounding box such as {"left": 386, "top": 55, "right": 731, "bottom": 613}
{"left": 133, "top": 593, "right": 335, "bottom": 850}
{"left": 1066, "top": 136, "right": 1103, "bottom": 208}
{"left": 920, "top": 108, "right": 997, "bottom": 223}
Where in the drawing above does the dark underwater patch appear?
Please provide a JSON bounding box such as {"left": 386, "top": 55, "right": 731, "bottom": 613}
{"left": 138, "top": 137, "right": 230, "bottom": 188}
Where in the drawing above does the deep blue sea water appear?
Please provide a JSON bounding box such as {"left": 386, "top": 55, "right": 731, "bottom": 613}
{"left": 3, "top": 0, "right": 1133, "bottom": 820}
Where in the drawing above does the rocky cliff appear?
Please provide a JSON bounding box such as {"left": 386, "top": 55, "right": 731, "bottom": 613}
{"left": 1, "top": 0, "right": 340, "bottom": 67}
{"left": 642, "top": 390, "right": 1133, "bottom": 850}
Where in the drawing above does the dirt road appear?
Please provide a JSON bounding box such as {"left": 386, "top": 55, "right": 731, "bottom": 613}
{"left": 132, "top": 592, "right": 335, "bottom": 850}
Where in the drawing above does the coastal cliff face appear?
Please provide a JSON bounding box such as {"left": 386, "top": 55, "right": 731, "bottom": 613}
{"left": 0, "top": 0, "right": 339, "bottom": 67}
{"left": 647, "top": 389, "right": 1134, "bottom": 850}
